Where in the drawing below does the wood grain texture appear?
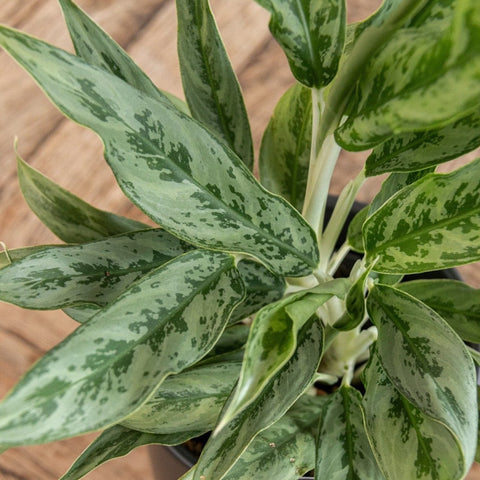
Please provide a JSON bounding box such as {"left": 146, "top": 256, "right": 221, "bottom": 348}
{"left": 0, "top": 1, "right": 478, "bottom": 479}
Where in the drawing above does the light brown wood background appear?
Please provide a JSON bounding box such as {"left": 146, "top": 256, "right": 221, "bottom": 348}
{"left": 0, "top": 1, "right": 479, "bottom": 479}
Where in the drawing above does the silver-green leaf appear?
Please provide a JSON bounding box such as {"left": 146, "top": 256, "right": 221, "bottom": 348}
{"left": 259, "top": 83, "right": 312, "bottom": 211}
{"left": 17, "top": 154, "right": 147, "bottom": 243}
{"left": 58, "top": 0, "right": 187, "bottom": 112}
{"left": 222, "top": 394, "right": 322, "bottom": 480}
{"left": 0, "top": 27, "right": 318, "bottom": 277}
{"left": 60, "top": 425, "right": 197, "bottom": 480}
{"left": 367, "top": 284, "right": 477, "bottom": 476}
{"left": 366, "top": 110, "right": 480, "bottom": 176}
{"left": 336, "top": 1, "right": 480, "bottom": 150}
{"left": 176, "top": 0, "right": 253, "bottom": 167}
{"left": 192, "top": 316, "right": 324, "bottom": 480}
{"left": 0, "top": 228, "right": 191, "bottom": 310}
{"left": 363, "top": 349, "right": 465, "bottom": 480}
{"left": 257, "top": 0, "right": 346, "bottom": 87}
{"left": 315, "top": 386, "right": 383, "bottom": 480}
{"left": 121, "top": 358, "right": 242, "bottom": 435}
{"left": 0, "top": 250, "right": 244, "bottom": 447}
{"left": 363, "top": 159, "right": 480, "bottom": 273}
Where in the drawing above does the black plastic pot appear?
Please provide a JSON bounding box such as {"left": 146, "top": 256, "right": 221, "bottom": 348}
{"left": 149, "top": 197, "right": 461, "bottom": 479}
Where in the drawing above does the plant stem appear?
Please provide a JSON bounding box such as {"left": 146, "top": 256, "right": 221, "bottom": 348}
{"left": 327, "top": 242, "right": 351, "bottom": 276}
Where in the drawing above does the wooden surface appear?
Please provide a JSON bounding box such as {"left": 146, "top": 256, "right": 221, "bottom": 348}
{"left": 0, "top": 1, "right": 479, "bottom": 479}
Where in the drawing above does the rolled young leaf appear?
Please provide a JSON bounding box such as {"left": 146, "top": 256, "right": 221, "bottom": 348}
{"left": 257, "top": 0, "right": 346, "bottom": 87}
{"left": 363, "top": 349, "right": 465, "bottom": 480}
{"left": 363, "top": 159, "right": 480, "bottom": 273}
{"left": 366, "top": 110, "right": 480, "bottom": 176}
{"left": 259, "top": 83, "right": 312, "bottom": 212}
{"left": 0, "top": 27, "right": 318, "bottom": 277}
{"left": 219, "top": 279, "right": 348, "bottom": 428}
{"left": 0, "top": 250, "right": 244, "bottom": 447}
{"left": 192, "top": 316, "right": 324, "bottom": 480}
{"left": 58, "top": 0, "right": 187, "bottom": 112}
{"left": 0, "top": 228, "right": 191, "bottom": 309}
{"left": 17, "top": 154, "right": 147, "bottom": 243}
{"left": 336, "top": 0, "right": 480, "bottom": 150}
{"left": 367, "top": 284, "right": 478, "bottom": 475}
{"left": 398, "top": 279, "right": 480, "bottom": 343}
{"left": 176, "top": 0, "right": 253, "bottom": 167}
{"left": 315, "top": 386, "right": 383, "bottom": 480}
{"left": 60, "top": 425, "right": 198, "bottom": 480}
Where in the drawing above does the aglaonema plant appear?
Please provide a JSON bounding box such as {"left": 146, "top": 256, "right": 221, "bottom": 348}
{"left": 0, "top": 0, "right": 479, "bottom": 479}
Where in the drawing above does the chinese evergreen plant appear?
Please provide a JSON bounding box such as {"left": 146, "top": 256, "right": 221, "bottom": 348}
{"left": 1, "top": 0, "right": 480, "bottom": 479}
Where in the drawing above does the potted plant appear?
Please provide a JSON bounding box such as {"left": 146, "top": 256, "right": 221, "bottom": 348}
{"left": 0, "top": 0, "right": 480, "bottom": 479}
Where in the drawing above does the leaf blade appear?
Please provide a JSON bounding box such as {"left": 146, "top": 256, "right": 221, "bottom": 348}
{"left": 363, "top": 349, "right": 465, "bottom": 480}
{"left": 0, "top": 250, "right": 244, "bottom": 447}
{"left": 258, "top": 0, "right": 346, "bottom": 87}
{"left": 363, "top": 159, "right": 480, "bottom": 273}
{"left": 192, "top": 316, "right": 324, "bottom": 480}
{"left": 17, "top": 154, "right": 147, "bottom": 243}
{"left": 0, "top": 27, "right": 318, "bottom": 276}
{"left": 176, "top": 0, "right": 253, "bottom": 167}
{"left": 259, "top": 83, "right": 312, "bottom": 211}
{"left": 58, "top": 0, "right": 187, "bottom": 112}
{"left": 0, "top": 228, "right": 191, "bottom": 310}
{"left": 367, "top": 284, "right": 478, "bottom": 475}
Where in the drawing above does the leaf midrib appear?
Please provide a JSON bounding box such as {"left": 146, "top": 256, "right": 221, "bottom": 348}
{"left": 0, "top": 257, "right": 234, "bottom": 432}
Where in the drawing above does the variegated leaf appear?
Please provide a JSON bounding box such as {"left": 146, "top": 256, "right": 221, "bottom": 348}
{"left": 367, "top": 284, "right": 478, "bottom": 474}
{"left": 0, "top": 229, "right": 191, "bottom": 309}
{"left": 17, "top": 155, "right": 147, "bottom": 243}
{"left": 363, "top": 349, "right": 465, "bottom": 480}
{"left": 363, "top": 159, "right": 480, "bottom": 273}
{"left": 222, "top": 395, "right": 323, "bottom": 480}
{"left": 176, "top": 0, "right": 253, "bottom": 167}
{"left": 0, "top": 27, "right": 318, "bottom": 277}
{"left": 336, "top": 1, "right": 480, "bottom": 150}
{"left": 121, "top": 358, "right": 242, "bottom": 434}
{"left": 315, "top": 386, "right": 383, "bottom": 480}
{"left": 220, "top": 279, "right": 348, "bottom": 427}
{"left": 58, "top": 0, "right": 187, "bottom": 112}
{"left": 229, "top": 260, "right": 286, "bottom": 324}
{"left": 259, "top": 83, "right": 311, "bottom": 211}
{"left": 366, "top": 110, "right": 480, "bottom": 176}
{"left": 60, "top": 425, "right": 196, "bottom": 480}
{"left": 399, "top": 279, "right": 480, "bottom": 343}
{"left": 257, "top": 0, "right": 346, "bottom": 87}
{"left": 192, "top": 316, "right": 323, "bottom": 480}
{"left": 0, "top": 250, "right": 244, "bottom": 446}
{"left": 65, "top": 262, "right": 284, "bottom": 326}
